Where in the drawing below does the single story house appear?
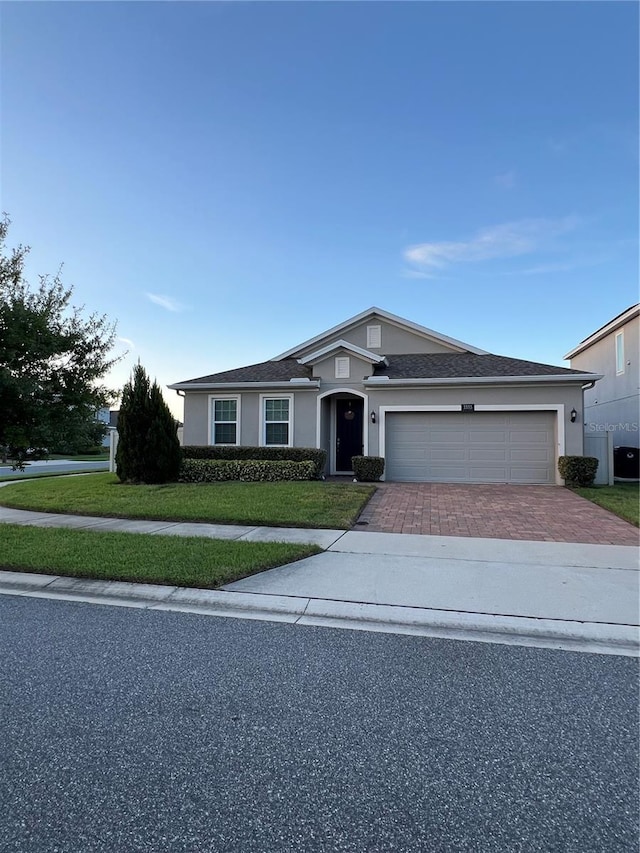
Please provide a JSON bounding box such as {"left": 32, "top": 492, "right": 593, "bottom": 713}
{"left": 564, "top": 304, "right": 639, "bottom": 449}
{"left": 169, "top": 307, "right": 600, "bottom": 484}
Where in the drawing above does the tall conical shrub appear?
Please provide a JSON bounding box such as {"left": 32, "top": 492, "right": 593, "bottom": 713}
{"left": 115, "top": 363, "right": 181, "bottom": 484}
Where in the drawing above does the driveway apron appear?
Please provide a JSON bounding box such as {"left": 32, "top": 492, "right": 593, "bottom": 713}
{"left": 356, "top": 483, "right": 640, "bottom": 545}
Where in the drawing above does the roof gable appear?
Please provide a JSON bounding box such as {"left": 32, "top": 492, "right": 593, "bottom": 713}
{"left": 272, "top": 307, "right": 487, "bottom": 360}
{"left": 298, "top": 339, "right": 386, "bottom": 366}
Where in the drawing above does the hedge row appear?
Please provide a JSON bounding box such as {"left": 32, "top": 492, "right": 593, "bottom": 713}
{"left": 180, "top": 459, "right": 317, "bottom": 483}
{"left": 182, "top": 446, "right": 327, "bottom": 478}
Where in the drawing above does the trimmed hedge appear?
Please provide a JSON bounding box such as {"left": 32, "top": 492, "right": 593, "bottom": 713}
{"left": 352, "top": 455, "right": 385, "bottom": 482}
{"left": 182, "top": 446, "right": 327, "bottom": 479}
{"left": 180, "top": 459, "right": 316, "bottom": 483}
{"left": 558, "top": 455, "right": 599, "bottom": 487}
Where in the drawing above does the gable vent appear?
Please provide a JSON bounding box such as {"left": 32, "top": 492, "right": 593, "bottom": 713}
{"left": 367, "top": 325, "right": 382, "bottom": 349}
{"left": 335, "top": 356, "right": 350, "bottom": 379}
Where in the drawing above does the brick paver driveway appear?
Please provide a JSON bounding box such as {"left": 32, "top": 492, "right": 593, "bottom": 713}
{"left": 356, "top": 483, "right": 640, "bottom": 545}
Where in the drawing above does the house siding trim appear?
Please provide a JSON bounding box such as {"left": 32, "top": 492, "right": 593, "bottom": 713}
{"left": 378, "top": 404, "right": 566, "bottom": 484}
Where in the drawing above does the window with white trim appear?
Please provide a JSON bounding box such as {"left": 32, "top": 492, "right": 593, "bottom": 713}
{"left": 367, "top": 325, "right": 382, "bottom": 349}
{"left": 211, "top": 397, "right": 239, "bottom": 445}
{"left": 335, "top": 356, "right": 350, "bottom": 379}
{"left": 615, "top": 331, "right": 624, "bottom": 374}
{"left": 263, "top": 397, "right": 292, "bottom": 446}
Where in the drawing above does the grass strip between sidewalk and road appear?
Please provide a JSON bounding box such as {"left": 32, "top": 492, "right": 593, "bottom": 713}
{"left": 572, "top": 483, "right": 639, "bottom": 528}
{"left": 0, "top": 524, "right": 320, "bottom": 588}
{"left": 0, "top": 473, "right": 375, "bottom": 529}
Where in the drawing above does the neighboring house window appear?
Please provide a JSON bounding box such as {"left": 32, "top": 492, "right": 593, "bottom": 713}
{"left": 335, "top": 356, "right": 350, "bottom": 379}
{"left": 211, "top": 397, "right": 239, "bottom": 445}
{"left": 615, "top": 331, "right": 625, "bottom": 374}
{"left": 367, "top": 325, "right": 382, "bottom": 349}
{"left": 262, "top": 396, "right": 292, "bottom": 446}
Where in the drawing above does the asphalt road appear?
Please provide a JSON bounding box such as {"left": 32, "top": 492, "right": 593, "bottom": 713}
{"left": 0, "top": 461, "right": 108, "bottom": 478}
{"left": 1, "top": 596, "right": 638, "bottom": 853}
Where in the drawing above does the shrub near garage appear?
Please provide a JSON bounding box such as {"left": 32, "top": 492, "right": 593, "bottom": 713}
{"left": 180, "top": 459, "right": 316, "bottom": 483}
{"left": 352, "top": 456, "right": 385, "bottom": 482}
{"left": 558, "top": 455, "right": 599, "bottom": 487}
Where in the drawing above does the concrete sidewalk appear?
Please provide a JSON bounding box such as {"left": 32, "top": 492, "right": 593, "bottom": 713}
{"left": 1, "top": 504, "right": 638, "bottom": 656}
{"left": 0, "top": 505, "right": 345, "bottom": 549}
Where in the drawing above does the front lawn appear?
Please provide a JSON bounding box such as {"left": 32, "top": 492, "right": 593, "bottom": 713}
{"left": 572, "top": 483, "right": 639, "bottom": 527}
{"left": 0, "top": 524, "right": 319, "bottom": 588}
{"left": 0, "top": 473, "right": 375, "bottom": 529}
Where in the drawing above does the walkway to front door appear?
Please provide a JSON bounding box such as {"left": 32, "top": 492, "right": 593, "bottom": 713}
{"left": 355, "top": 483, "right": 640, "bottom": 545}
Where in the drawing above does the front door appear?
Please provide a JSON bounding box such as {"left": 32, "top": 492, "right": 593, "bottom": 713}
{"left": 335, "top": 399, "right": 364, "bottom": 471}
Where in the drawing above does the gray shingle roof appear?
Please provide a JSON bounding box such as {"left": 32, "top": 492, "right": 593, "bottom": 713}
{"left": 180, "top": 359, "right": 312, "bottom": 384}
{"left": 175, "top": 352, "right": 589, "bottom": 385}
{"left": 372, "top": 353, "right": 588, "bottom": 379}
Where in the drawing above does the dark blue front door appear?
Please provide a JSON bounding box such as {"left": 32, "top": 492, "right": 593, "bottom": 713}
{"left": 336, "top": 399, "right": 364, "bottom": 471}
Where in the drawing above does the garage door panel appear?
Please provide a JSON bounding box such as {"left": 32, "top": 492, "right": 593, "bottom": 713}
{"left": 512, "top": 429, "right": 550, "bottom": 444}
{"left": 511, "top": 449, "right": 550, "bottom": 462}
{"left": 385, "top": 411, "right": 556, "bottom": 484}
{"left": 431, "top": 430, "right": 466, "bottom": 442}
{"left": 469, "top": 448, "right": 507, "bottom": 461}
{"left": 469, "top": 430, "right": 508, "bottom": 443}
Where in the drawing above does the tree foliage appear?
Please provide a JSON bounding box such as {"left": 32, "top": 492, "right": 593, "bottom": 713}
{"left": 115, "top": 363, "right": 181, "bottom": 484}
{"left": 0, "top": 216, "right": 120, "bottom": 459}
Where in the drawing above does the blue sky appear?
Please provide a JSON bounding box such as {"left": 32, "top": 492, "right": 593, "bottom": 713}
{"left": 2, "top": 1, "right": 637, "bottom": 419}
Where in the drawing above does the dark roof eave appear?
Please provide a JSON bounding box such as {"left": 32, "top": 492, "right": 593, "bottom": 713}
{"left": 364, "top": 373, "right": 602, "bottom": 386}
{"left": 168, "top": 380, "right": 321, "bottom": 391}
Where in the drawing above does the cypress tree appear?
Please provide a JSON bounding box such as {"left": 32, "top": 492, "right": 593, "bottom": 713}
{"left": 115, "top": 363, "right": 181, "bottom": 483}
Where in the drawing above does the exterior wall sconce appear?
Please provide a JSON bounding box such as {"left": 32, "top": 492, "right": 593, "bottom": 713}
{"left": 370, "top": 411, "right": 376, "bottom": 424}
{"left": 570, "top": 408, "right": 577, "bottom": 423}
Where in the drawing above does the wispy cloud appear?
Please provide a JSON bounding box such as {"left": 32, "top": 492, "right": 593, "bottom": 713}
{"left": 403, "top": 216, "right": 580, "bottom": 274}
{"left": 146, "top": 292, "right": 185, "bottom": 312}
{"left": 118, "top": 336, "right": 136, "bottom": 348}
{"left": 494, "top": 170, "right": 517, "bottom": 189}
{"left": 400, "top": 268, "right": 434, "bottom": 280}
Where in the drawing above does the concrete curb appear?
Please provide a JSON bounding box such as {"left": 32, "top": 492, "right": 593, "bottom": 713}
{"left": 1, "top": 571, "right": 637, "bottom": 656}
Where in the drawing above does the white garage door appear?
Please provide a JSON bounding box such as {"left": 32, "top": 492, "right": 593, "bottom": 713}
{"left": 385, "top": 411, "right": 556, "bottom": 484}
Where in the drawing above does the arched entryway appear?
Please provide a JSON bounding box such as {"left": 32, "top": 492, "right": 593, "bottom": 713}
{"left": 317, "top": 389, "right": 368, "bottom": 474}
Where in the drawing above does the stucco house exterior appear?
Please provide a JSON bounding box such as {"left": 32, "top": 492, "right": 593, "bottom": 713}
{"left": 564, "top": 304, "right": 639, "bottom": 450}
{"left": 169, "top": 307, "right": 599, "bottom": 484}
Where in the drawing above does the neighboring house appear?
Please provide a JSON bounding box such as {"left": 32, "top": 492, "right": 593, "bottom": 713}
{"left": 564, "top": 304, "right": 639, "bottom": 449}
{"left": 169, "top": 307, "right": 599, "bottom": 484}
{"left": 95, "top": 408, "right": 113, "bottom": 448}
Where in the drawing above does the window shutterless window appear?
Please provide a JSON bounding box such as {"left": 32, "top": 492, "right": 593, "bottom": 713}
{"left": 615, "top": 331, "right": 624, "bottom": 374}
{"left": 263, "top": 397, "right": 292, "bottom": 446}
{"left": 211, "top": 398, "right": 238, "bottom": 445}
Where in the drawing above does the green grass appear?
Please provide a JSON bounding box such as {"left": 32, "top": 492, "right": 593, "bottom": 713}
{"left": 572, "top": 482, "right": 639, "bottom": 527}
{"left": 0, "top": 524, "right": 319, "bottom": 588}
{"left": 0, "top": 473, "right": 375, "bottom": 529}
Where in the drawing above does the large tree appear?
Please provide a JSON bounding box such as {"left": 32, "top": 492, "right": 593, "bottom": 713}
{"left": 0, "top": 216, "right": 120, "bottom": 460}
